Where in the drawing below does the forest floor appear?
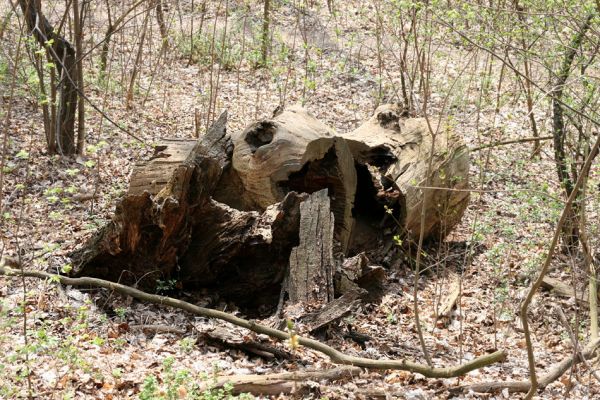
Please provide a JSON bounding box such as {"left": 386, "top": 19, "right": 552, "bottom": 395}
{"left": 1, "top": 1, "right": 600, "bottom": 399}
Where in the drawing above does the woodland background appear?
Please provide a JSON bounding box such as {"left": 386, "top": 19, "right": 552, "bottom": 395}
{"left": 1, "top": 0, "right": 600, "bottom": 399}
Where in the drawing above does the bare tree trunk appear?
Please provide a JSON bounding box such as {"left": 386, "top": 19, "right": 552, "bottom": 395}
{"left": 514, "top": 1, "right": 540, "bottom": 157}
{"left": 73, "top": 0, "right": 85, "bottom": 154}
{"left": 551, "top": 13, "right": 593, "bottom": 249}
{"left": 19, "top": 0, "right": 78, "bottom": 155}
{"left": 261, "top": 0, "right": 270, "bottom": 66}
{"left": 126, "top": 6, "right": 151, "bottom": 108}
{"left": 99, "top": 0, "right": 146, "bottom": 79}
{"left": 155, "top": 0, "right": 168, "bottom": 53}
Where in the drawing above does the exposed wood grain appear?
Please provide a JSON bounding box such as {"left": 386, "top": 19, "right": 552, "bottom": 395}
{"left": 288, "top": 189, "right": 335, "bottom": 304}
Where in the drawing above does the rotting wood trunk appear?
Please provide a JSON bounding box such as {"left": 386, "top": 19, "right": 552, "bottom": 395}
{"left": 71, "top": 105, "right": 469, "bottom": 310}
{"left": 341, "top": 104, "right": 470, "bottom": 244}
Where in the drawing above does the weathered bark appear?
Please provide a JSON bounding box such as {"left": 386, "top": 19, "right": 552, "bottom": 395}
{"left": 287, "top": 189, "right": 335, "bottom": 304}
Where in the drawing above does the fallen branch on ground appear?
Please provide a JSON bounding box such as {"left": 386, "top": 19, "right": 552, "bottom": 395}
{"left": 198, "top": 366, "right": 362, "bottom": 396}
{"left": 470, "top": 135, "right": 553, "bottom": 152}
{"left": 554, "top": 306, "right": 600, "bottom": 384}
{"left": 434, "top": 273, "right": 460, "bottom": 323}
{"left": 448, "top": 337, "right": 600, "bottom": 394}
{"left": 541, "top": 276, "right": 587, "bottom": 306}
{"left": 129, "top": 324, "right": 187, "bottom": 335}
{"left": 0, "top": 266, "right": 506, "bottom": 378}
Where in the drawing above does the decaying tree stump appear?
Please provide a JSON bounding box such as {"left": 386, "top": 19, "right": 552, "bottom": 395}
{"left": 71, "top": 104, "right": 469, "bottom": 310}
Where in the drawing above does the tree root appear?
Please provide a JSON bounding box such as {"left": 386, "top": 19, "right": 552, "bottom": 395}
{"left": 0, "top": 266, "right": 507, "bottom": 378}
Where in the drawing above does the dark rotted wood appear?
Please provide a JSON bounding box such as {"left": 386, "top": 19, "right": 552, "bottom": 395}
{"left": 287, "top": 189, "right": 335, "bottom": 305}
{"left": 70, "top": 112, "right": 237, "bottom": 288}
{"left": 335, "top": 253, "right": 386, "bottom": 302}
{"left": 179, "top": 192, "right": 305, "bottom": 307}
{"left": 335, "top": 253, "right": 369, "bottom": 294}
{"left": 71, "top": 110, "right": 304, "bottom": 305}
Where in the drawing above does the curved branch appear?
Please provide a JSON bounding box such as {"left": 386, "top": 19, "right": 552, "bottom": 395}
{"left": 0, "top": 266, "right": 506, "bottom": 378}
{"left": 449, "top": 337, "right": 600, "bottom": 394}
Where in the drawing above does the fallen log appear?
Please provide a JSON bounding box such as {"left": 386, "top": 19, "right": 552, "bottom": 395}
{"left": 541, "top": 276, "right": 588, "bottom": 306}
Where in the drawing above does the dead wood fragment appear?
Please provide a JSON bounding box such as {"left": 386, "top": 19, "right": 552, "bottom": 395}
{"left": 554, "top": 306, "right": 600, "bottom": 384}
{"left": 434, "top": 274, "right": 460, "bottom": 323}
{"left": 0, "top": 266, "right": 507, "bottom": 378}
{"left": 541, "top": 276, "right": 588, "bottom": 305}
{"left": 448, "top": 338, "right": 600, "bottom": 394}
{"left": 355, "top": 388, "right": 407, "bottom": 399}
{"left": 199, "top": 366, "right": 362, "bottom": 396}
{"left": 301, "top": 287, "right": 366, "bottom": 332}
{"left": 354, "top": 265, "right": 386, "bottom": 303}
{"left": 344, "top": 326, "right": 373, "bottom": 348}
{"left": 200, "top": 326, "right": 292, "bottom": 360}
{"left": 287, "top": 189, "right": 335, "bottom": 304}
{"left": 336, "top": 253, "right": 386, "bottom": 302}
{"left": 130, "top": 324, "right": 187, "bottom": 335}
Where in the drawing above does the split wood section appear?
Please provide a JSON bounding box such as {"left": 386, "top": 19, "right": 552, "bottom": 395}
{"left": 70, "top": 105, "right": 469, "bottom": 306}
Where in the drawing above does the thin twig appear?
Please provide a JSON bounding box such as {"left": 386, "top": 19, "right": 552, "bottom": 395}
{"left": 555, "top": 306, "right": 600, "bottom": 384}
{"left": 470, "top": 135, "right": 554, "bottom": 152}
